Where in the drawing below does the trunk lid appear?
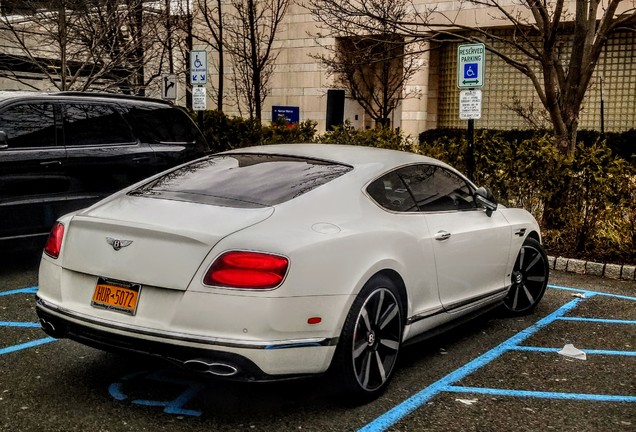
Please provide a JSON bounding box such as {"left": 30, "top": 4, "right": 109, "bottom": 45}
{"left": 61, "top": 195, "right": 274, "bottom": 290}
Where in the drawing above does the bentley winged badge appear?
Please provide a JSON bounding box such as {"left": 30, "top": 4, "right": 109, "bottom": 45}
{"left": 106, "top": 237, "right": 133, "bottom": 251}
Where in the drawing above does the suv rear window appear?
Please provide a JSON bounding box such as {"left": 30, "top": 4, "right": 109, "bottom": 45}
{"left": 124, "top": 106, "right": 203, "bottom": 143}
{"left": 129, "top": 153, "right": 352, "bottom": 208}
{"left": 64, "top": 103, "right": 134, "bottom": 146}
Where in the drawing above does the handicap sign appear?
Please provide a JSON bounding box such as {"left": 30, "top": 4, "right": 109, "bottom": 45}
{"left": 190, "top": 50, "right": 207, "bottom": 85}
{"left": 464, "top": 63, "right": 478, "bottom": 79}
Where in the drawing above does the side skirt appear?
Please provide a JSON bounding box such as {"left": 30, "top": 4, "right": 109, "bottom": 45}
{"left": 403, "top": 299, "right": 504, "bottom": 348}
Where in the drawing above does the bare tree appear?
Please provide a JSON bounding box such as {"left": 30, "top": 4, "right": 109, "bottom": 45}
{"left": 159, "top": 0, "right": 196, "bottom": 107}
{"left": 139, "top": 0, "right": 194, "bottom": 98}
{"left": 308, "top": 0, "right": 429, "bottom": 128}
{"left": 312, "top": 33, "right": 422, "bottom": 128}
{"left": 224, "top": 0, "right": 290, "bottom": 121}
{"left": 75, "top": 0, "right": 147, "bottom": 94}
{"left": 307, "top": 0, "right": 636, "bottom": 157}
{"left": 0, "top": 0, "right": 180, "bottom": 94}
{"left": 0, "top": 0, "right": 134, "bottom": 90}
{"left": 502, "top": 93, "right": 552, "bottom": 130}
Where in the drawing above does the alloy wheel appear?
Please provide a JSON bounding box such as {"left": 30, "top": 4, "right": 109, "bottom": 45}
{"left": 504, "top": 239, "right": 548, "bottom": 313}
{"left": 351, "top": 287, "right": 402, "bottom": 392}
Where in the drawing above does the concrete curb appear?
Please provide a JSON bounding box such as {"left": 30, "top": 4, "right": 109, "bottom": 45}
{"left": 547, "top": 256, "right": 636, "bottom": 281}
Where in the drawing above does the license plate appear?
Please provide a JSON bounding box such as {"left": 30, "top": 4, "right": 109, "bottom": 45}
{"left": 91, "top": 277, "right": 141, "bottom": 316}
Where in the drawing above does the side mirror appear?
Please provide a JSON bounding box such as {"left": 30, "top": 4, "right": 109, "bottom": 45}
{"left": 474, "top": 186, "right": 497, "bottom": 217}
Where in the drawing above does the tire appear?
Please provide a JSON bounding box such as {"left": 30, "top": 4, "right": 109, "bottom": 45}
{"left": 331, "top": 275, "right": 403, "bottom": 402}
{"left": 501, "top": 237, "right": 549, "bottom": 316}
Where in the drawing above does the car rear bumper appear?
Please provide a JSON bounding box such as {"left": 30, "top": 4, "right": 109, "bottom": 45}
{"left": 36, "top": 296, "right": 339, "bottom": 381}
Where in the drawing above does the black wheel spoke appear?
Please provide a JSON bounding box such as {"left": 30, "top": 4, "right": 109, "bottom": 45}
{"left": 359, "top": 352, "right": 372, "bottom": 388}
{"left": 374, "top": 290, "right": 385, "bottom": 326}
{"left": 522, "top": 284, "right": 535, "bottom": 304}
{"left": 353, "top": 339, "right": 367, "bottom": 359}
{"left": 374, "top": 351, "right": 386, "bottom": 383}
{"left": 380, "top": 303, "right": 398, "bottom": 330}
{"left": 525, "top": 252, "right": 541, "bottom": 271}
{"left": 512, "top": 285, "right": 520, "bottom": 310}
{"left": 360, "top": 308, "right": 371, "bottom": 333}
{"left": 380, "top": 338, "right": 400, "bottom": 350}
{"left": 527, "top": 275, "right": 546, "bottom": 283}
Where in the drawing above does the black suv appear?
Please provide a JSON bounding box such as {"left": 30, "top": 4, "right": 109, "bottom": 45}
{"left": 0, "top": 91, "right": 209, "bottom": 251}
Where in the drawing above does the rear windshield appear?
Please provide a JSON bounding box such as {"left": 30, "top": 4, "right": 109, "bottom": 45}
{"left": 128, "top": 153, "right": 353, "bottom": 208}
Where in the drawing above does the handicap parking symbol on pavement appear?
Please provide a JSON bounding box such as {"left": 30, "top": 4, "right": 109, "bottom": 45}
{"left": 464, "top": 63, "right": 478, "bottom": 79}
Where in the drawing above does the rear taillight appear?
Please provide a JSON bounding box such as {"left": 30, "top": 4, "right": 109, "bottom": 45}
{"left": 44, "top": 222, "right": 65, "bottom": 259}
{"left": 204, "top": 251, "right": 289, "bottom": 289}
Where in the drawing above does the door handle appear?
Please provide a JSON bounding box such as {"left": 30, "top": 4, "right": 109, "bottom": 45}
{"left": 434, "top": 230, "right": 452, "bottom": 241}
{"left": 40, "top": 160, "right": 62, "bottom": 166}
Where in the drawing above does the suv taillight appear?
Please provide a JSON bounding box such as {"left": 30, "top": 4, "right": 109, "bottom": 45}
{"left": 204, "top": 251, "right": 289, "bottom": 289}
{"left": 44, "top": 223, "right": 64, "bottom": 259}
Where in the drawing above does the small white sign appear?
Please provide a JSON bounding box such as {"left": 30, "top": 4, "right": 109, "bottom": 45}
{"left": 190, "top": 50, "right": 207, "bottom": 85}
{"left": 459, "top": 89, "right": 482, "bottom": 120}
{"left": 192, "top": 86, "right": 207, "bottom": 111}
{"left": 162, "top": 74, "right": 177, "bottom": 100}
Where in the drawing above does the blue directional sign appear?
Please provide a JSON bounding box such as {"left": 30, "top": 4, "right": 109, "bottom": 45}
{"left": 189, "top": 50, "right": 207, "bottom": 85}
{"left": 272, "top": 106, "right": 300, "bottom": 124}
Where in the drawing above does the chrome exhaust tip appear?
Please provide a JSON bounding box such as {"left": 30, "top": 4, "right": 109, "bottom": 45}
{"left": 39, "top": 318, "right": 64, "bottom": 338}
{"left": 183, "top": 359, "right": 239, "bottom": 377}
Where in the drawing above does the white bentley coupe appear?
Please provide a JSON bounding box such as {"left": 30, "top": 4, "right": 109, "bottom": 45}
{"left": 36, "top": 144, "right": 549, "bottom": 400}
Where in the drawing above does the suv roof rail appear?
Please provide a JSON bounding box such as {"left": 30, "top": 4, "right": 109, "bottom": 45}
{"left": 57, "top": 91, "right": 172, "bottom": 105}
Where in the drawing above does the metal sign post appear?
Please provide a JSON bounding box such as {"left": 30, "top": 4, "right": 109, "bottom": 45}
{"left": 457, "top": 43, "right": 486, "bottom": 181}
{"left": 189, "top": 50, "right": 208, "bottom": 130}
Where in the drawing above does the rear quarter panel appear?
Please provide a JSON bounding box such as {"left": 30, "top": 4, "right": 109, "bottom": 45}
{"left": 187, "top": 177, "right": 440, "bottom": 340}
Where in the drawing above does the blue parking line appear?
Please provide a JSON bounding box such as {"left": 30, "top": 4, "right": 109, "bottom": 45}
{"left": 109, "top": 370, "right": 203, "bottom": 417}
{"left": 511, "top": 346, "right": 636, "bottom": 357}
{"left": 358, "top": 297, "right": 583, "bottom": 432}
{"left": 548, "top": 285, "right": 636, "bottom": 301}
{"left": 0, "top": 286, "right": 55, "bottom": 356}
{"left": 359, "top": 284, "right": 636, "bottom": 432}
{"left": 0, "top": 337, "right": 56, "bottom": 356}
{"left": 0, "top": 286, "right": 38, "bottom": 296}
{"left": 446, "top": 386, "right": 636, "bottom": 403}
{"left": 557, "top": 317, "right": 636, "bottom": 325}
{"left": 0, "top": 321, "right": 41, "bottom": 328}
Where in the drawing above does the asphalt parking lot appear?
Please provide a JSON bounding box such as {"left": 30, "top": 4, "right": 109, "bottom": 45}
{"left": 1, "top": 251, "right": 634, "bottom": 431}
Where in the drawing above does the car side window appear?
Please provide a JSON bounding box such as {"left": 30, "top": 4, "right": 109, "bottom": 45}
{"left": 0, "top": 102, "right": 57, "bottom": 148}
{"left": 63, "top": 103, "right": 134, "bottom": 146}
{"left": 367, "top": 171, "right": 418, "bottom": 212}
{"left": 397, "top": 164, "right": 476, "bottom": 212}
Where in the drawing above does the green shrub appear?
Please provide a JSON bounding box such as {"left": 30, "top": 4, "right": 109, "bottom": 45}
{"left": 197, "top": 110, "right": 261, "bottom": 152}
{"left": 197, "top": 111, "right": 318, "bottom": 151}
{"left": 320, "top": 121, "right": 419, "bottom": 153}
{"left": 419, "top": 128, "right": 635, "bottom": 264}
{"left": 261, "top": 118, "right": 318, "bottom": 144}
